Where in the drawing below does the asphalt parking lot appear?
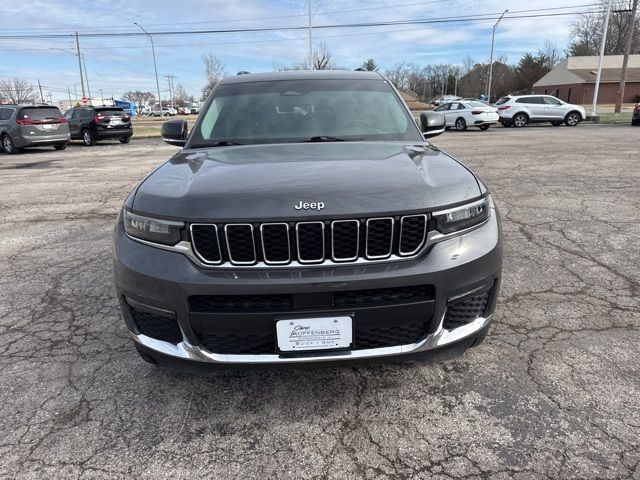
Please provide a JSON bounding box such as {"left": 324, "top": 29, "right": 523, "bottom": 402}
{"left": 1, "top": 126, "right": 639, "bottom": 480}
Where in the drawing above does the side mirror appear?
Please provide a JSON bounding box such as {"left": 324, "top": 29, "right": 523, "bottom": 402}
{"left": 161, "top": 119, "right": 188, "bottom": 146}
{"left": 419, "top": 111, "right": 446, "bottom": 139}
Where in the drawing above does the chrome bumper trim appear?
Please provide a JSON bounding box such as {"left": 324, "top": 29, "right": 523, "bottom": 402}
{"left": 131, "top": 313, "right": 492, "bottom": 365}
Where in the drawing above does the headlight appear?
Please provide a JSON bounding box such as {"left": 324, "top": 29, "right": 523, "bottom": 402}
{"left": 124, "top": 210, "right": 184, "bottom": 245}
{"left": 432, "top": 197, "right": 490, "bottom": 234}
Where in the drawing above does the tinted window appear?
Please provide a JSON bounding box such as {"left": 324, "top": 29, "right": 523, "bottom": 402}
{"left": 17, "top": 107, "right": 62, "bottom": 121}
{"left": 544, "top": 97, "right": 562, "bottom": 105}
{"left": 192, "top": 79, "right": 422, "bottom": 146}
{"left": 516, "top": 97, "right": 544, "bottom": 104}
{"left": 95, "top": 108, "right": 125, "bottom": 117}
{"left": 435, "top": 103, "right": 451, "bottom": 111}
{"left": 0, "top": 108, "right": 15, "bottom": 120}
{"left": 495, "top": 97, "right": 510, "bottom": 105}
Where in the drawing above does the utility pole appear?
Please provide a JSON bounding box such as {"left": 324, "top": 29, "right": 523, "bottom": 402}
{"left": 82, "top": 54, "right": 92, "bottom": 103}
{"left": 99, "top": 89, "right": 104, "bottom": 105}
{"left": 486, "top": 9, "right": 508, "bottom": 103}
{"left": 67, "top": 86, "right": 72, "bottom": 108}
{"left": 164, "top": 74, "right": 176, "bottom": 109}
{"left": 135, "top": 22, "right": 163, "bottom": 109}
{"left": 592, "top": 0, "right": 612, "bottom": 118}
{"left": 307, "top": 0, "right": 313, "bottom": 69}
{"left": 37, "top": 79, "right": 44, "bottom": 103}
{"left": 75, "top": 32, "right": 86, "bottom": 98}
{"left": 615, "top": 0, "right": 638, "bottom": 113}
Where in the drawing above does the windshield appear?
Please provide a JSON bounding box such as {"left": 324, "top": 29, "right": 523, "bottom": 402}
{"left": 190, "top": 78, "right": 422, "bottom": 146}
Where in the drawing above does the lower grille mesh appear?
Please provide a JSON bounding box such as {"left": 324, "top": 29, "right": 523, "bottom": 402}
{"left": 443, "top": 289, "right": 491, "bottom": 330}
{"left": 354, "top": 323, "right": 426, "bottom": 350}
{"left": 130, "top": 307, "right": 182, "bottom": 344}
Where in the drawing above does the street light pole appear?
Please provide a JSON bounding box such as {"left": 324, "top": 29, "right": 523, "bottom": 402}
{"left": 486, "top": 9, "right": 508, "bottom": 103}
{"left": 614, "top": 0, "right": 638, "bottom": 112}
{"left": 135, "top": 22, "right": 163, "bottom": 109}
{"left": 75, "top": 32, "right": 86, "bottom": 98}
{"left": 307, "top": 0, "right": 313, "bottom": 69}
{"left": 591, "top": 0, "right": 612, "bottom": 118}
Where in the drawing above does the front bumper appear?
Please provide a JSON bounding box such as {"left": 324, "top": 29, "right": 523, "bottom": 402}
{"left": 113, "top": 207, "right": 502, "bottom": 366}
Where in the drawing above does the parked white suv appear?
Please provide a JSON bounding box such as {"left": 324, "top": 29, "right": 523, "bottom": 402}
{"left": 495, "top": 95, "right": 585, "bottom": 128}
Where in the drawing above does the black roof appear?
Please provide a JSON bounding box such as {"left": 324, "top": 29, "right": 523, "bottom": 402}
{"left": 220, "top": 70, "right": 383, "bottom": 84}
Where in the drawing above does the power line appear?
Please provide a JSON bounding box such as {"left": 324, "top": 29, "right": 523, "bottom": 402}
{"left": 0, "top": 7, "right": 604, "bottom": 40}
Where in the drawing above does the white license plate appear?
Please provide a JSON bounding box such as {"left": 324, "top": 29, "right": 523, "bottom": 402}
{"left": 110, "top": 119, "right": 123, "bottom": 125}
{"left": 42, "top": 124, "right": 52, "bottom": 130}
{"left": 276, "top": 316, "right": 352, "bottom": 352}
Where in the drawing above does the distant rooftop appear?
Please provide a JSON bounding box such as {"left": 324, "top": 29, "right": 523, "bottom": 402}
{"left": 534, "top": 55, "right": 640, "bottom": 87}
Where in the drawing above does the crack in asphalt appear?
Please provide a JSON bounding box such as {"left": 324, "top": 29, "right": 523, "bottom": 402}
{"left": 0, "top": 129, "right": 638, "bottom": 479}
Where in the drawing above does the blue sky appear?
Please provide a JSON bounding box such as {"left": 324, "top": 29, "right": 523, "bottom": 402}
{"left": 0, "top": 0, "right": 594, "bottom": 102}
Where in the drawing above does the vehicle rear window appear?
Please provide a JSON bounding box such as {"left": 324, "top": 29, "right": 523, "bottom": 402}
{"left": 495, "top": 97, "right": 510, "bottom": 105}
{"left": 17, "top": 107, "right": 62, "bottom": 121}
{"left": 95, "top": 109, "right": 125, "bottom": 117}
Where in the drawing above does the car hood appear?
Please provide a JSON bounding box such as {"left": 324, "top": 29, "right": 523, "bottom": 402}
{"left": 132, "top": 142, "right": 482, "bottom": 221}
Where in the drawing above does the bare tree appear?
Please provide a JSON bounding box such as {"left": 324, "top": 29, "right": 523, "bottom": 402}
{"left": 568, "top": 0, "right": 640, "bottom": 55}
{"left": 0, "top": 78, "right": 39, "bottom": 104}
{"left": 202, "top": 53, "right": 226, "bottom": 99}
{"left": 172, "top": 84, "right": 190, "bottom": 106}
{"left": 278, "top": 43, "right": 344, "bottom": 71}
{"left": 123, "top": 90, "right": 155, "bottom": 113}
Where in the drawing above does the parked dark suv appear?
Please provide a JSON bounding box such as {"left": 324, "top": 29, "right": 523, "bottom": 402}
{"left": 65, "top": 106, "right": 132, "bottom": 146}
{"left": 0, "top": 104, "right": 70, "bottom": 154}
{"left": 113, "top": 71, "right": 502, "bottom": 368}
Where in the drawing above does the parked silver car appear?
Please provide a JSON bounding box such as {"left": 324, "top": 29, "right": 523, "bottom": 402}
{"left": 495, "top": 95, "right": 585, "bottom": 128}
{"left": 0, "top": 104, "right": 70, "bottom": 154}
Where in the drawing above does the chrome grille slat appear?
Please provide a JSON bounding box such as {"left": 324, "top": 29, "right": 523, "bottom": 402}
{"left": 260, "top": 223, "right": 291, "bottom": 265}
{"left": 399, "top": 214, "right": 428, "bottom": 256}
{"left": 296, "top": 221, "right": 325, "bottom": 264}
{"left": 365, "top": 217, "right": 394, "bottom": 260}
{"left": 190, "top": 224, "right": 222, "bottom": 265}
{"left": 224, "top": 224, "right": 257, "bottom": 265}
{"left": 331, "top": 219, "right": 360, "bottom": 262}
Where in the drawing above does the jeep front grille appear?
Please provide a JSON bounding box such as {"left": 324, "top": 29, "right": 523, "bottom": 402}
{"left": 190, "top": 214, "right": 430, "bottom": 267}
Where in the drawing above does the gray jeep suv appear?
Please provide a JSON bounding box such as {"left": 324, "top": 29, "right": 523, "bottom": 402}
{"left": 0, "top": 105, "right": 70, "bottom": 154}
{"left": 113, "top": 70, "right": 502, "bottom": 368}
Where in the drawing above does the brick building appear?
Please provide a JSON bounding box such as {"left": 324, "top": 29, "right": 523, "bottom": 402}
{"left": 533, "top": 55, "right": 640, "bottom": 105}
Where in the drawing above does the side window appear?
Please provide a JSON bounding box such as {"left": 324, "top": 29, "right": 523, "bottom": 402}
{"left": 64, "top": 110, "right": 73, "bottom": 120}
{"left": 72, "top": 109, "right": 83, "bottom": 119}
{"left": 435, "top": 104, "right": 450, "bottom": 112}
{"left": 516, "top": 97, "right": 533, "bottom": 104}
{"left": 530, "top": 97, "right": 545, "bottom": 104}
{"left": 0, "top": 108, "right": 14, "bottom": 121}
{"left": 457, "top": 103, "right": 466, "bottom": 110}
{"left": 544, "top": 97, "right": 562, "bottom": 105}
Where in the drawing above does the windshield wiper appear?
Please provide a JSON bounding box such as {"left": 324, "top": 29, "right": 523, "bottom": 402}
{"left": 191, "top": 139, "right": 244, "bottom": 148}
{"left": 210, "top": 139, "right": 244, "bottom": 146}
{"left": 305, "top": 136, "right": 347, "bottom": 142}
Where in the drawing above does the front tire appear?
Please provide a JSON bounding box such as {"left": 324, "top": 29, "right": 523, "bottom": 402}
{"left": 119, "top": 136, "right": 131, "bottom": 144}
{"left": 513, "top": 113, "right": 528, "bottom": 128}
{"left": 479, "top": 124, "right": 490, "bottom": 130}
{"left": 82, "top": 129, "right": 95, "bottom": 146}
{"left": 455, "top": 117, "right": 467, "bottom": 131}
{"left": 1, "top": 134, "right": 19, "bottom": 154}
{"left": 565, "top": 112, "right": 581, "bottom": 127}
{"left": 54, "top": 143, "right": 67, "bottom": 150}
